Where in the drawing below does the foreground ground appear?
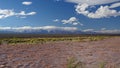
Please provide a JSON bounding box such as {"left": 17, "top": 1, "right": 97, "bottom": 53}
{"left": 0, "top": 37, "right": 120, "bottom": 68}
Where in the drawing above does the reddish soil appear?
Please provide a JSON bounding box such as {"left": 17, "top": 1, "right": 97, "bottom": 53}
{"left": 0, "top": 37, "right": 120, "bottom": 68}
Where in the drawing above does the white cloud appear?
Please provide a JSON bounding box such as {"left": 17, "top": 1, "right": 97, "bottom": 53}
{"left": 95, "top": 29, "right": 120, "bottom": 34}
{"left": 75, "top": 3, "right": 89, "bottom": 15}
{"left": 110, "top": 2, "right": 120, "bottom": 8}
{"left": 75, "top": 3, "right": 120, "bottom": 18}
{"left": 66, "top": 0, "right": 120, "bottom": 5}
{"left": 0, "top": 9, "right": 36, "bottom": 19}
{"left": 1, "top": 26, "right": 120, "bottom": 34}
{"left": 0, "top": 9, "right": 15, "bottom": 19}
{"left": 41, "top": 26, "right": 78, "bottom": 31}
{"left": 16, "top": 11, "right": 36, "bottom": 16}
{"left": 87, "top": 6, "right": 120, "bottom": 18}
{"left": 53, "top": 19, "right": 59, "bottom": 22}
{"left": 27, "top": 12, "right": 36, "bottom": 15}
{"left": 101, "top": 28, "right": 106, "bottom": 30}
{"left": 22, "top": 1, "right": 32, "bottom": 5}
{"left": 0, "top": 27, "right": 11, "bottom": 30}
{"left": 61, "top": 17, "right": 83, "bottom": 26}
{"left": 72, "top": 22, "right": 78, "bottom": 25}
{"left": 66, "top": 0, "right": 120, "bottom": 18}
{"left": 0, "top": 26, "right": 78, "bottom": 32}
{"left": 83, "top": 29, "right": 94, "bottom": 32}
{"left": 82, "top": 28, "right": 120, "bottom": 34}
{"left": 62, "top": 17, "right": 77, "bottom": 24}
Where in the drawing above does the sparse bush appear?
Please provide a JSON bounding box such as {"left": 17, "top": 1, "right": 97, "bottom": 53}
{"left": 99, "top": 62, "right": 106, "bottom": 68}
{"left": 67, "top": 57, "right": 85, "bottom": 68}
{"left": 0, "top": 36, "right": 107, "bottom": 45}
{"left": 0, "top": 40, "right": 2, "bottom": 45}
{"left": 0, "top": 40, "right": 9, "bottom": 45}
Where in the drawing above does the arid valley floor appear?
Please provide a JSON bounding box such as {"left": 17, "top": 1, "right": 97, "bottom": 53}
{"left": 0, "top": 37, "right": 120, "bottom": 68}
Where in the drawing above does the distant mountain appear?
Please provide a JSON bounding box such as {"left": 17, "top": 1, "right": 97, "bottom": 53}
{"left": 0, "top": 29, "right": 97, "bottom": 34}
{"left": 0, "top": 29, "right": 120, "bottom": 35}
{"left": 0, "top": 29, "right": 120, "bottom": 38}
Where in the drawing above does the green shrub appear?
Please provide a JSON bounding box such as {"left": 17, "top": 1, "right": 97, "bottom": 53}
{"left": 0, "top": 40, "right": 2, "bottom": 45}
{"left": 99, "top": 62, "right": 106, "bottom": 68}
{"left": 0, "top": 36, "right": 107, "bottom": 45}
{"left": 67, "top": 57, "right": 85, "bottom": 68}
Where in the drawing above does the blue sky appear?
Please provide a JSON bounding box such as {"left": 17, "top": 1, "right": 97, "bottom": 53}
{"left": 0, "top": 0, "right": 120, "bottom": 33}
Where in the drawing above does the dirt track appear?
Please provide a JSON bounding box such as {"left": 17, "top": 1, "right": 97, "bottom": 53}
{"left": 0, "top": 37, "right": 120, "bottom": 68}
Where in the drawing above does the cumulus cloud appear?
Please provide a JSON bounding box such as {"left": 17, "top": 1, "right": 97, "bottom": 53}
{"left": 61, "top": 17, "right": 83, "bottom": 26}
{"left": 62, "top": 17, "right": 77, "bottom": 24}
{"left": 110, "top": 2, "right": 120, "bottom": 8}
{"left": 0, "top": 9, "right": 14, "bottom": 19}
{"left": 66, "top": 0, "right": 120, "bottom": 5}
{"left": 0, "top": 9, "right": 36, "bottom": 19}
{"left": 22, "top": 1, "right": 32, "bottom": 5}
{"left": 87, "top": 6, "right": 120, "bottom": 18}
{"left": 53, "top": 19, "right": 59, "bottom": 22}
{"left": 75, "top": 3, "right": 89, "bottom": 15}
{"left": 0, "top": 26, "right": 78, "bottom": 32}
{"left": 66, "top": 0, "right": 120, "bottom": 18}
{"left": 75, "top": 3, "right": 120, "bottom": 18}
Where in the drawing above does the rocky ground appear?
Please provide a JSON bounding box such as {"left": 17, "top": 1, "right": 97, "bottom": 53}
{"left": 0, "top": 37, "right": 120, "bottom": 68}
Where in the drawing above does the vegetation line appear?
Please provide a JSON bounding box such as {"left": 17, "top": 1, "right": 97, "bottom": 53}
{"left": 0, "top": 36, "right": 108, "bottom": 45}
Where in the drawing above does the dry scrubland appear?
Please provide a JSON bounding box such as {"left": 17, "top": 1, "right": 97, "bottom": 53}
{"left": 0, "top": 36, "right": 106, "bottom": 45}
{"left": 0, "top": 36, "right": 120, "bottom": 68}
